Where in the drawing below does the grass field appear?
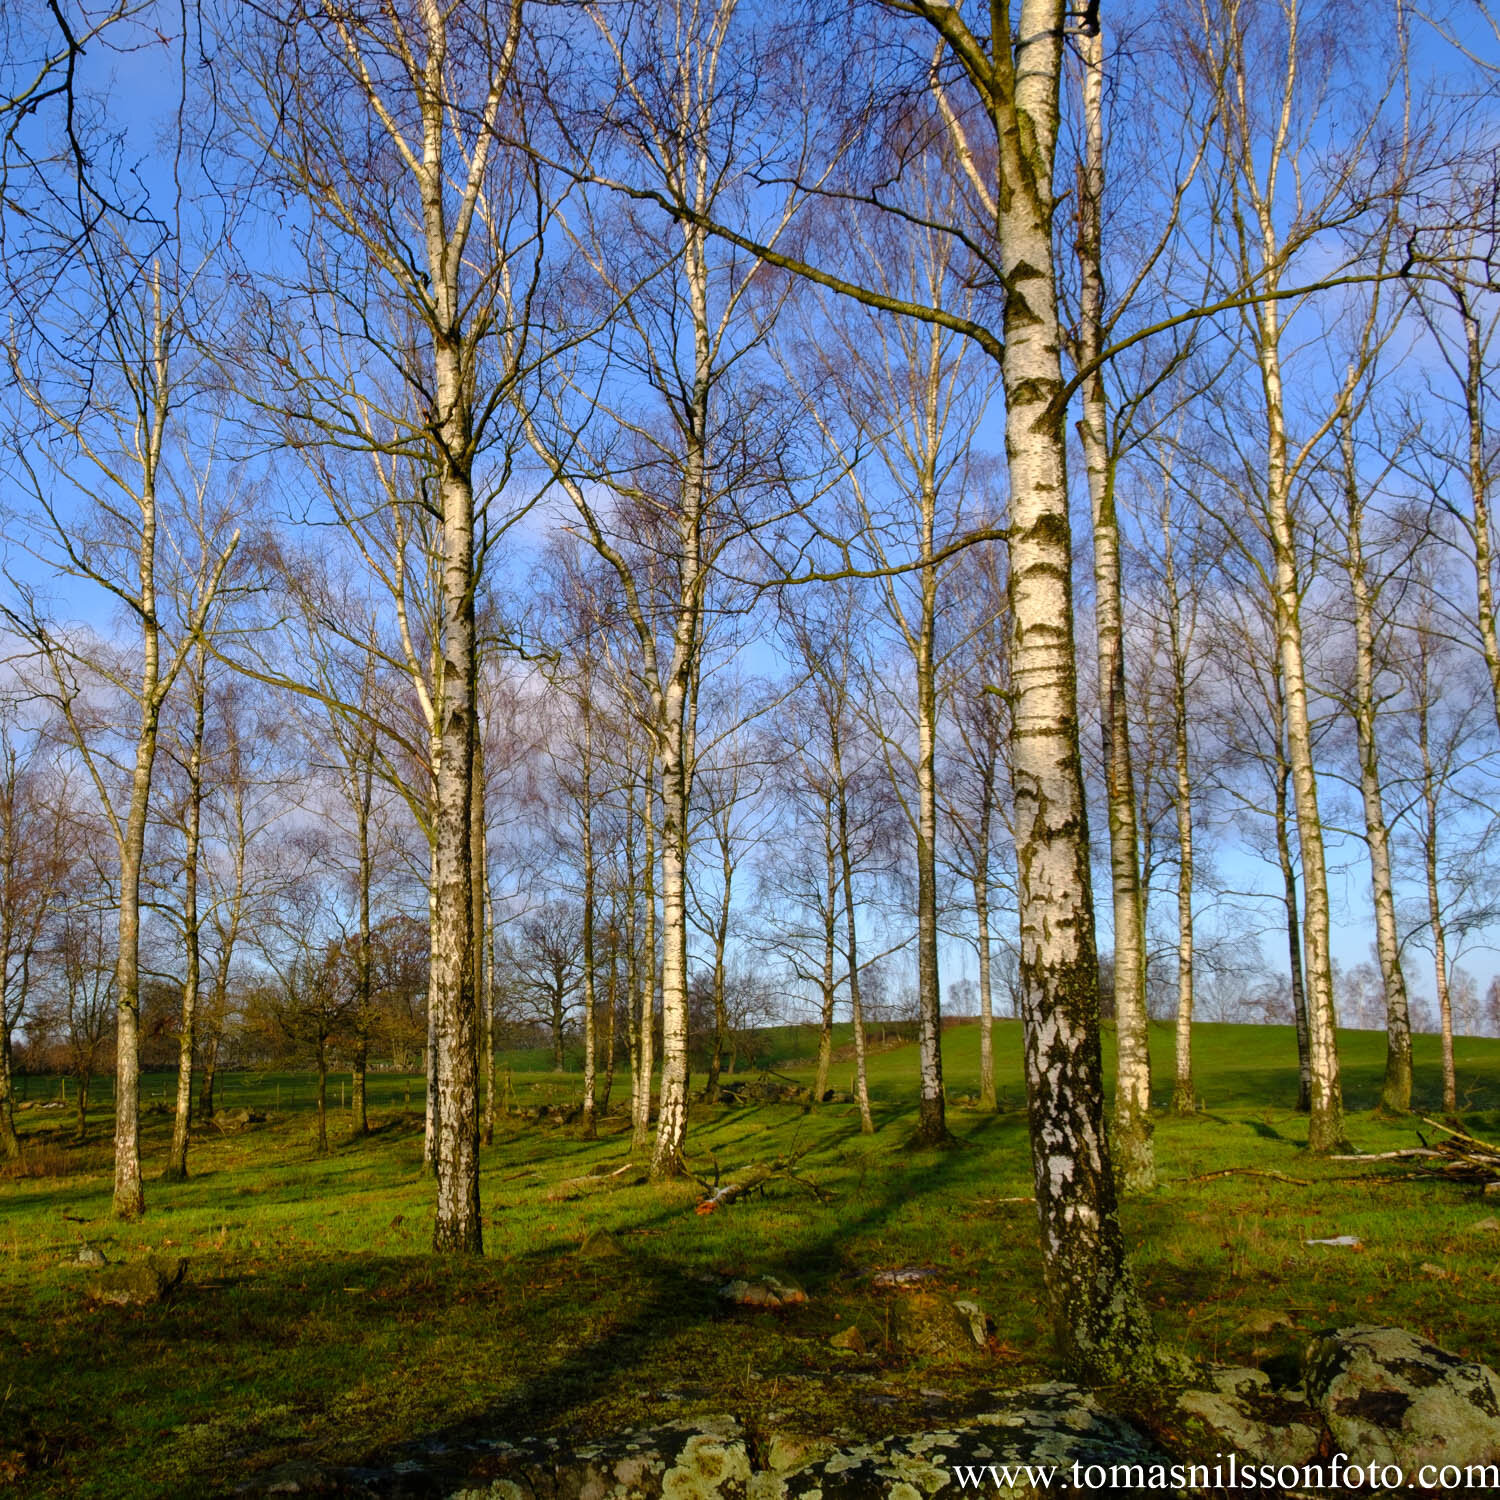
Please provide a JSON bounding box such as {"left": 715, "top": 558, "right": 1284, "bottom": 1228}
{"left": 3, "top": 1019, "right": 1499, "bottom": 1496}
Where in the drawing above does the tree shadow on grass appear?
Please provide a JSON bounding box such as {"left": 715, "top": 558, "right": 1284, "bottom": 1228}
{"left": 304, "top": 1116, "right": 1022, "bottom": 1494}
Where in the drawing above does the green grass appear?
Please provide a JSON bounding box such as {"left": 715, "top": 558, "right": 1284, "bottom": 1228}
{"left": 4, "top": 1020, "right": 1500, "bottom": 1496}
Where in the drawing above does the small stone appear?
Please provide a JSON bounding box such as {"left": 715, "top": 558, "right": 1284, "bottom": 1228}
{"left": 1177, "top": 1383, "right": 1321, "bottom": 1469}
{"left": 1469, "top": 1216, "right": 1500, "bottom": 1233}
{"left": 1420, "top": 1262, "right": 1453, "bottom": 1279}
{"left": 892, "top": 1293, "right": 986, "bottom": 1364}
{"left": 1241, "top": 1309, "right": 1294, "bottom": 1335}
{"left": 1483, "top": 1180, "right": 1500, "bottom": 1196}
{"left": 88, "top": 1256, "right": 187, "bottom": 1307}
{"left": 1207, "top": 1366, "right": 1271, "bottom": 1397}
{"left": 577, "top": 1228, "right": 625, "bottom": 1259}
{"left": 717, "top": 1275, "right": 806, "bottom": 1309}
{"left": 870, "top": 1264, "right": 941, "bottom": 1288}
{"left": 952, "top": 1299, "right": 991, "bottom": 1348}
{"left": 829, "top": 1324, "right": 867, "bottom": 1353}
{"left": 75, "top": 1244, "right": 107, "bottom": 1268}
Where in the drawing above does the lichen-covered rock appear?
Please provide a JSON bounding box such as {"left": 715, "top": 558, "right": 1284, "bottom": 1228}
{"left": 952, "top": 1300, "right": 991, "bottom": 1349}
{"left": 87, "top": 1255, "right": 187, "bottom": 1307}
{"left": 577, "top": 1229, "right": 626, "bottom": 1260}
{"left": 452, "top": 1414, "right": 753, "bottom": 1498}
{"left": 717, "top": 1277, "right": 806, "bottom": 1309}
{"left": 892, "top": 1295, "right": 985, "bottom": 1364}
{"left": 763, "top": 1385, "right": 1173, "bottom": 1498}
{"left": 1175, "top": 1367, "right": 1322, "bottom": 1468}
{"left": 1303, "top": 1325, "right": 1500, "bottom": 1472}
{"left": 828, "top": 1324, "right": 867, "bottom": 1354}
{"left": 74, "top": 1243, "right": 107, "bottom": 1268}
{"left": 869, "top": 1266, "right": 941, "bottom": 1289}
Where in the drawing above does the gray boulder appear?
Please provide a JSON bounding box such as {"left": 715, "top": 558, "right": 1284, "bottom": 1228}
{"left": 766, "top": 1384, "right": 1175, "bottom": 1499}
{"left": 1175, "top": 1366, "right": 1321, "bottom": 1469}
{"left": 892, "top": 1293, "right": 987, "bottom": 1364}
{"left": 450, "top": 1414, "right": 753, "bottom": 1498}
{"left": 1304, "top": 1325, "right": 1500, "bottom": 1472}
{"left": 88, "top": 1255, "right": 187, "bottom": 1307}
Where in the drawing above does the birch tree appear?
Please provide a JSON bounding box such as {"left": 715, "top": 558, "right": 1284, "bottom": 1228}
{"left": 1186, "top": 0, "right": 1412, "bottom": 1151}
{"left": 643, "top": 0, "right": 1161, "bottom": 1374}
{"left": 226, "top": 0, "right": 536, "bottom": 1250}
{"left": 7, "top": 244, "right": 237, "bottom": 1218}
{"left": 526, "top": 0, "right": 806, "bottom": 1176}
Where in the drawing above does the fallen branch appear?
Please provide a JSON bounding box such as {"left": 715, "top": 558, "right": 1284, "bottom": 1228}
{"left": 1331, "top": 1117, "right": 1500, "bottom": 1184}
{"left": 690, "top": 1147, "right": 830, "bottom": 1214}
{"left": 1181, "top": 1168, "right": 1318, "bottom": 1186}
{"left": 546, "top": 1161, "right": 638, "bottom": 1202}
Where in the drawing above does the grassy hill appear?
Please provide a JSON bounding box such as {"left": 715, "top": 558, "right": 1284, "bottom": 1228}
{"left": 3, "top": 1019, "right": 1498, "bottom": 1496}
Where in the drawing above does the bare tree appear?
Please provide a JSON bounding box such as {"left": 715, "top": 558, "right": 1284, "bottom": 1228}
{"left": 224, "top": 0, "right": 538, "bottom": 1252}
{"left": 7, "top": 242, "right": 237, "bottom": 1217}
{"left": 0, "top": 705, "right": 72, "bottom": 1157}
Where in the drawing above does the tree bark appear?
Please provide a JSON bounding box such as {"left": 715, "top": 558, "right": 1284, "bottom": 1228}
{"left": 423, "top": 862, "right": 440, "bottom": 1174}
{"left": 580, "top": 705, "right": 598, "bottom": 1138}
{"left": 1262, "top": 315, "right": 1345, "bottom": 1152}
{"left": 1076, "top": 17, "right": 1154, "bottom": 1192}
{"left": 1162, "top": 508, "right": 1196, "bottom": 1116}
{"left": 633, "top": 771, "right": 657, "bottom": 1153}
{"left": 834, "top": 735, "right": 874, "bottom": 1136}
{"left": 913, "top": 552, "right": 947, "bottom": 1145}
{"left": 0, "top": 1010, "right": 17, "bottom": 1158}
{"left": 814, "top": 806, "right": 839, "bottom": 1104}
{"left": 112, "top": 338, "right": 172, "bottom": 1220}
{"left": 352, "top": 727, "right": 376, "bottom": 1139}
{"left": 1456, "top": 290, "right": 1500, "bottom": 734}
{"left": 986, "top": 0, "right": 1156, "bottom": 1378}
{"left": 315, "top": 1038, "right": 328, "bottom": 1156}
{"left": 1340, "top": 419, "right": 1412, "bottom": 1113}
{"left": 1416, "top": 668, "right": 1457, "bottom": 1114}
{"left": 166, "top": 645, "right": 208, "bottom": 1180}
{"left": 600, "top": 920, "right": 617, "bottom": 1113}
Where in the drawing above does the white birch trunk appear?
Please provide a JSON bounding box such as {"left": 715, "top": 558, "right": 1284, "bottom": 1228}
{"left": 1258, "top": 295, "right": 1346, "bottom": 1152}
{"left": 1076, "top": 18, "right": 1154, "bottom": 1191}
{"left": 1340, "top": 421, "right": 1412, "bottom": 1113}
{"left": 993, "top": 0, "right": 1155, "bottom": 1378}
{"left": 167, "top": 643, "right": 208, "bottom": 1180}
{"left": 1162, "top": 512, "right": 1196, "bottom": 1115}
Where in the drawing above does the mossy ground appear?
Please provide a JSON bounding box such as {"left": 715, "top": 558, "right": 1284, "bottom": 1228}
{"left": 4, "top": 1020, "right": 1500, "bottom": 1496}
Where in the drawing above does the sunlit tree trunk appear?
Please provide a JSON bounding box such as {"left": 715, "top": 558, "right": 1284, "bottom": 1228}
{"left": 833, "top": 727, "right": 874, "bottom": 1136}
{"left": 580, "top": 705, "right": 598, "bottom": 1139}
{"left": 109, "top": 298, "right": 173, "bottom": 1221}
{"left": 1162, "top": 507, "right": 1196, "bottom": 1116}
{"left": 1261, "top": 310, "right": 1345, "bottom": 1152}
{"left": 423, "top": 857, "right": 440, "bottom": 1174}
{"left": 913, "top": 553, "right": 946, "bottom": 1144}
{"left": 1340, "top": 420, "right": 1412, "bottom": 1113}
{"left": 166, "top": 643, "right": 208, "bottom": 1180}
{"left": 1076, "top": 17, "right": 1153, "bottom": 1191}
{"left": 1456, "top": 289, "right": 1500, "bottom": 732}
{"left": 1413, "top": 645, "right": 1457, "bottom": 1114}
{"left": 814, "top": 805, "right": 838, "bottom": 1104}
{"left": 483, "top": 870, "right": 497, "bottom": 1146}
{"left": 633, "top": 771, "right": 657, "bottom": 1153}
{"left": 982, "top": 0, "right": 1155, "bottom": 1377}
